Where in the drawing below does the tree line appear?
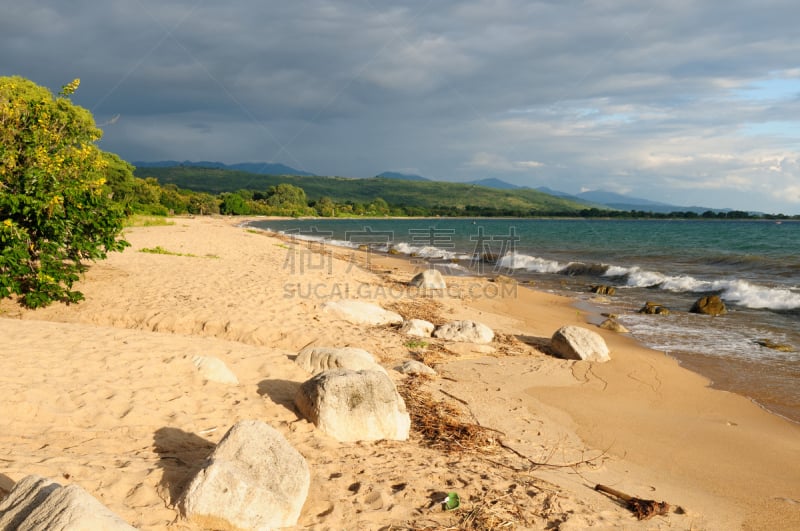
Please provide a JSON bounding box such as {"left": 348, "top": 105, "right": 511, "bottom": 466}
{"left": 113, "top": 176, "right": 800, "bottom": 221}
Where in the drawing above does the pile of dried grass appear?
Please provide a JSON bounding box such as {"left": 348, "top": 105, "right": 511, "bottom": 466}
{"left": 387, "top": 299, "right": 447, "bottom": 326}
{"left": 398, "top": 376, "right": 496, "bottom": 453}
{"left": 456, "top": 482, "right": 549, "bottom": 531}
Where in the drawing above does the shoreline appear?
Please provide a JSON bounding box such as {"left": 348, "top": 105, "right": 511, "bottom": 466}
{"left": 572, "top": 293, "right": 800, "bottom": 426}
{"left": 257, "top": 217, "right": 800, "bottom": 426}
{"left": 1, "top": 216, "right": 798, "bottom": 530}
{"left": 263, "top": 219, "right": 800, "bottom": 528}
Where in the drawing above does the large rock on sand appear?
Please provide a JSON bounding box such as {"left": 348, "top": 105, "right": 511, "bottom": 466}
{"left": 178, "top": 420, "right": 310, "bottom": 531}
{"left": 321, "top": 300, "right": 403, "bottom": 326}
{"left": 433, "top": 320, "right": 494, "bottom": 344}
{"left": 295, "top": 369, "right": 410, "bottom": 442}
{"left": 0, "top": 474, "right": 137, "bottom": 530}
{"left": 295, "top": 346, "right": 386, "bottom": 375}
{"left": 399, "top": 318, "right": 435, "bottom": 337}
{"left": 551, "top": 325, "right": 611, "bottom": 362}
{"left": 408, "top": 269, "right": 447, "bottom": 290}
{"left": 690, "top": 295, "right": 727, "bottom": 316}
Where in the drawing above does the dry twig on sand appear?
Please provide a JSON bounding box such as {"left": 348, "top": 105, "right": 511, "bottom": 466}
{"left": 595, "top": 484, "right": 671, "bottom": 520}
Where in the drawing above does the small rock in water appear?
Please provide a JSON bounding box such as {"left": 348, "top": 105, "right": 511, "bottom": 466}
{"left": 690, "top": 295, "right": 727, "bottom": 316}
{"left": 590, "top": 284, "right": 616, "bottom": 296}
{"left": 599, "top": 318, "right": 629, "bottom": 333}
{"left": 638, "top": 301, "right": 670, "bottom": 315}
{"left": 755, "top": 339, "right": 794, "bottom": 352}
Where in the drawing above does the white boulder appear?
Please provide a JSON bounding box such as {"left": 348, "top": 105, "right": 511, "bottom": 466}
{"left": 550, "top": 325, "right": 611, "bottom": 362}
{"left": 395, "top": 360, "right": 436, "bottom": 376}
{"left": 294, "top": 369, "right": 410, "bottom": 442}
{"left": 295, "top": 346, "right": 386, "bottom": 375}
{"left": 0, "top": 475, "right": 137, "bottom": 530}
{"left": 192, "top": 355, "right": 239, "bottom": 385}
{"left": 321, "top": 300, "right": 403, "bottom": 326}
{"left": 178, "top": 420, "right": 310, "bottom": 531}
{"left": 399, "top": 319, "right": 435, "bottom": 337}
{"left": 433, "top": 320, "right": 494, "bottom": 344}
{"left": 408, "top": 269, "right": 447, "bottom": 290}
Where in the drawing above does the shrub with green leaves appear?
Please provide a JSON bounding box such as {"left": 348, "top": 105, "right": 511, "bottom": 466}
{"left": 0, "top": 76, "right": 129, "bottom": 308}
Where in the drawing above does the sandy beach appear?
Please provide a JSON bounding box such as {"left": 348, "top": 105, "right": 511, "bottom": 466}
{"left": 1, "top": 216, "right": 799, "bottom": 530}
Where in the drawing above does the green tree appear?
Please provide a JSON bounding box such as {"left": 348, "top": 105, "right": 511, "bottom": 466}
{"left": 265, "top": 183, "right": 313, "bottom": 216}
{"left": 158, "top": 184, "right": 190, "bottom": 214}
{"left": 0, "top": 76, "right": 129, "bottom": 307}
{"left": 188, "top": 192, "right": 220, "bottom": 215}
{"left": 219, "top": 192, "right": 249, "bottom": 215}
{"left": 102, "top": 152, "right": 137, "bottom": 212}
{"left": 314, "top": 196, "right": 336, "bottom": 217}
{"left": 367, "top": 197, "right": 390, "bottom": 216}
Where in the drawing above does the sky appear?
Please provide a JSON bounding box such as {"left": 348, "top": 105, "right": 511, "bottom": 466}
{"left": 3, "top": 1, "right": 800, "bottom": 214}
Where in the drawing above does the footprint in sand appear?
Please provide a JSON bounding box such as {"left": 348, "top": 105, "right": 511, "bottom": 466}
{"left": 362, "top": 489, "right": 390, "bottom": 511}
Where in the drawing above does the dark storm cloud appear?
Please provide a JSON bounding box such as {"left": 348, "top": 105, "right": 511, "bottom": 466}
{"left": 3, "top": 0, "right": 800, "bottom": 212}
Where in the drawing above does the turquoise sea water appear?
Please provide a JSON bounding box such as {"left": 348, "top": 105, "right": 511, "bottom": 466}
{"left": 251, "top": 218, "right": 800, "bottom": 423}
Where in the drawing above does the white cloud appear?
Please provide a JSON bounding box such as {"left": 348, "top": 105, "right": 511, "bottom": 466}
{"left": 517, "top": 160, "right": 545, "bottom": 168}
{"left": 5, "top": 0, "right": 800, "bottom": 212}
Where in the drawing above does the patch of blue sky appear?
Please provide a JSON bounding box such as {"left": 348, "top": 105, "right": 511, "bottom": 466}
{"left": 741, "top": 121, "right": 800, "bottom": 138}
{"left": 733, "top": 77, "right": 800, "bottom": 102}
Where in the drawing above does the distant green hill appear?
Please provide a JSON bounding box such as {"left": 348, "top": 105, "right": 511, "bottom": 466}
{"left": 134, "top": 166, "right": 587, "bottom": 213}
{"left": 376, "top": 171, "right": 431, "bottom": 181}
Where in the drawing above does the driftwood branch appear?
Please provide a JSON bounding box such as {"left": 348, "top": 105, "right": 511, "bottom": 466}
{"left": 595, "top": 484, "right": 670, "bottom": 520}
{"left": 499, "top": 440, "right": 608, "bottom": 470}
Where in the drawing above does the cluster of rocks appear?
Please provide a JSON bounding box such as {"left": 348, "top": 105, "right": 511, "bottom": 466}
{"left": 585, "top": 278, "right": 730, "bottom": 319}
{"left": 637, "top": 295, "right": 728, "bottom": 317}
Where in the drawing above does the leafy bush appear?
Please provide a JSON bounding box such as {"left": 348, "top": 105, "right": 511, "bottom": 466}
{"left": 0, "top": 76, "right": 129, "bottom": 307}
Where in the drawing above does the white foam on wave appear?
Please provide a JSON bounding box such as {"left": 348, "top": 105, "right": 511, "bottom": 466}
{"left": 722, "top": 279, "right": 800, "bottom": 310}
{"left": 389, "top": 242, "right": 463, "bottom": 260}
{"left": 606, "top": 266, "right": 800, "bottom": 310}
{"left": 618, "top": 267, "right": 708, "bottom": 292}
{"left": 497, "top": 252, "right": 563, "bottom": 273}
{"left": 619, "top": 313, "right": 800, "bottom": 363}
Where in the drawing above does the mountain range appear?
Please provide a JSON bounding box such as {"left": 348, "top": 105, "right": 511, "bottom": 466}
{"left": 377, "top": 171, "right": 728, "bottom": 213}
{"left": 135, "top": 162, "right": 733, "bottom": 214}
